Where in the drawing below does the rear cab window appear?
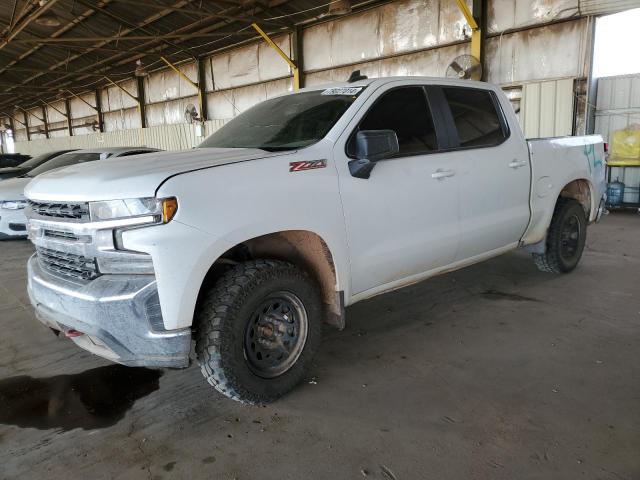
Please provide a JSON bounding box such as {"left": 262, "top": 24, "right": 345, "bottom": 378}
{"left": 441, "top": 87, "right": 509, "bottom": 148}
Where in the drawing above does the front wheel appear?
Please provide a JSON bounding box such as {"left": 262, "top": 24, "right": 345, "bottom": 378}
{"left": 533, "top": 198, "right": 587, "bottom": 273}
{"left": 195, "top": 260, "right": 322, "bottom": 404}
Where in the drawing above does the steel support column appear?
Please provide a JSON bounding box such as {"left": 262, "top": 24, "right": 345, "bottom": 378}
{"left": 40, "top": 105, "right": 50, "bottom": 139}
{"left": 65, "top": 98, "right": 74, "bottom": 136}
{"left": 95, "top": 89, "right": 105, "bottom": 133}
{"left": 136, "top": 76, "right": 147, "bottom": 128}
{"left": 197, "top": 58, "right": 209, "bottom": 121}
{"left": 23, "top": 110, "right": 30, "bottom": 141}
{"left": 292, "top": 25, "right": 305, "bottom": 89}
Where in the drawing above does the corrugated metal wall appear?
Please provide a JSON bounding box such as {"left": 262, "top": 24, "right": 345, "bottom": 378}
{"left": 7, "top": 0, "right": 603, "bottom": 154}
{"left": 521, "top": 79, "right": 575, "bottom": 138}
{"left": 595, "top": 73, "right": 640, "bottom": 204}
{"left": 13, "top": 121, "right": 226, "bottom": 156}
{"left": 579, "top": 0, "right": 640, "bottom": 15}
{"left": 595, "top": 74, "right": 640, "bottom": 142}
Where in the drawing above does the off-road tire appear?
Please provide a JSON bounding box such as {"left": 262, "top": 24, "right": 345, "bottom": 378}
{"left": 533, "top": 198, "right": 587, "bottom": 273}
{"left": 195, "top": 259, "right": 322, "bottom": 404}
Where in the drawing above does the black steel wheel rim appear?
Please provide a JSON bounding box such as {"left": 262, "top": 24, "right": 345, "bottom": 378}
{"left": 560, "top": 213, "right": 581, "bottom": 261}
{"left": 243, "top": 291, "right": 308, "bottom": 379}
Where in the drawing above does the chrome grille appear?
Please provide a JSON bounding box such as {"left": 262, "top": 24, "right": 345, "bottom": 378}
{"left": 28, "top": 200, "right": 89, "bottom": 220}
{"left": 36, "top": 246, "right": 99, "bottom": 281}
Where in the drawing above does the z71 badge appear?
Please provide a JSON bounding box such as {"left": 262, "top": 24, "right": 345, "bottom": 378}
{"left": 289, "top": 160, "right": 327, "bottom": 172}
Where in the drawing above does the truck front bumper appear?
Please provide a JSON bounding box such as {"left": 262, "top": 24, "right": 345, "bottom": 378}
{"left": 27, "top": 254, "right": 191, "bottom": 368}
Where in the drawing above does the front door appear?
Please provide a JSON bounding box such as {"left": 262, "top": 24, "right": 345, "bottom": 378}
{"left": 333, "top": 83, "right": 460, "bottom": 296}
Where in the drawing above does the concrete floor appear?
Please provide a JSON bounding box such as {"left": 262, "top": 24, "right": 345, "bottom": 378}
{"left": 1, "top": 213, "right": 638, "bottom": 480}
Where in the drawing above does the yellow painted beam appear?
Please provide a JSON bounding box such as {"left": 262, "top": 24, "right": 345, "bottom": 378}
{"left": 251, "top": 23, "right": 300, "bottom": 90}
{"left": 455, "top": 0, "right": 478, "bottom": 30}
{"left": 455, "top": 0, "right": 481, "bottom": 61}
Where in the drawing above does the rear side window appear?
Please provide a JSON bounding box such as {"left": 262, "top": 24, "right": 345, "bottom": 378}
{"left": 348, "top": 87, "right": 438, "bottom": 157}
{"left": 442, "top": 87, "right": 507, "bottom": 148}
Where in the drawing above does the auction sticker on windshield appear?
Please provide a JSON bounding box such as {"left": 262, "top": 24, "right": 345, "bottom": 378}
{"left": 321, "top": 87, "right": 363, "bottom": 96}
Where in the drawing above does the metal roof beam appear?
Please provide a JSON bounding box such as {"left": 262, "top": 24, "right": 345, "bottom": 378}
{"left": 0, "top": 0, "right": 62, "bottom": 52}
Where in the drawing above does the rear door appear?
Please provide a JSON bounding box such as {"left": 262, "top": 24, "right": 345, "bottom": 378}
{"left": 434, "top": 86, "right": 531, "bottom": 261}
{"left": 334, "top": 82, "right": 460, "bottom": 296}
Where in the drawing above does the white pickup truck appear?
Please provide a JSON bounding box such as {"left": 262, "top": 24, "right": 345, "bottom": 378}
{"left": 24, "top": 77, "right": 606, "bottom": 404}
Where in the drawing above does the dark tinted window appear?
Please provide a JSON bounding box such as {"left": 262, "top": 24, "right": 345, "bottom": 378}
{"left": 442, "top": 87, "right": 507, "bottom": 147}
{"left": 27, "top": 152, "right": 103, "bottom": 177}
{"left": 200, "top": 89, "right": 363, "bottom": 151}
{"left": 118, "top": 150, "right": 156, "bottom": 157}
{"left": 348, "top": 87, "right": 438, "bottom": 157}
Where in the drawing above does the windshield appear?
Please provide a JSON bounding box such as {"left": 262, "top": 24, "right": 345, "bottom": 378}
{"left": 199, "top": 87, "right": 364, "bottom": 151}
{"left": 27, "top": 152, "right": 104, "bottom": 177}
{"left": 13, "top": 152, "right": 61, "bottom": 170}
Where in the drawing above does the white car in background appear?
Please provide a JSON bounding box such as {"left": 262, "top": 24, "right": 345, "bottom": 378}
{"left": 0, "top": 147, "right": 161, "bottom": 239}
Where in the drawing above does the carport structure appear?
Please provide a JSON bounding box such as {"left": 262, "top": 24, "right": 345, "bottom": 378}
{"left": 0, "top": 0, "right": 362, "bottom": 140}
{"left": 1, "top": 0, "right": 639, "bottom": 154}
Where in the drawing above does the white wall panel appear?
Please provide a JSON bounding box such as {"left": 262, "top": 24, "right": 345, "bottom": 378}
{"left": 48, "top": 121, "right": 68, "bottom": 138}
{"left": 378, "top": 0, "right": 440, "bottom": 54}
{"left": 104, "top": 108, "right": 141, "bottom": 132}
{"left": 579, "top": 0, "right": 640, "bottom": 14}
{"left": 488, "top": 0, "right": 579, "bottom": 33}
{"left": 13, "top": 120, "right": 227, "bottom": 155}
{"left": 595, "top": 74, "right": 640, "bottom": 143}
{"left": 485, "top": 18, "right": 589, "bottom": 84}
{"left": 45, "top": 101, "right": 67, "bottom": 123}
{"left": 205, "top": 78, "right": 292, "bottom": 121}
{"left": 305, "top": 43, "right": 469, "bottom": 86}
{"left": 69, "top": 93, "right": 98, "bottom": 119}
{"left": 101, "top": 79, "right": 138, "bottom": 112}
{"left": 145, "top": 61, "right": 198, "bottom": 104}
{"left": 521, "top": 78, "right": 574, "bottom": 138}
{"left": 303, "top": 0, "right": 470, "bottom": 72}
{"left": 204, "top": 35, "right": 291, "bottom": 91}
{"left": 146, "top": 95, "right": 199, "bottom": 127}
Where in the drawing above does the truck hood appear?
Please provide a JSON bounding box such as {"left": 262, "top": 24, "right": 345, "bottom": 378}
{"left": 0, "top": 177, "right": 29, "bottom": 201}
{"left": 25, "top": 147, "right": 288, "bottom": 202}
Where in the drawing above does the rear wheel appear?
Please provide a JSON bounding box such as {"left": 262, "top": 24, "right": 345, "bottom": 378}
{"left": 533, "top": 198, "right": 587, "bottom": 273}
{"left": 195, "top": 260, "right": 322, "bottom": 404}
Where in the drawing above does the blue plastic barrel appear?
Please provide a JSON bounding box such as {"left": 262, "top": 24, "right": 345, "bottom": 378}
{"left": 607, "top": 180, "right": 625, "bottom": 206}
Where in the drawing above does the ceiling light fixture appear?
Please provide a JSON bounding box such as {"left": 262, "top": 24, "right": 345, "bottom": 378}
{"left": 134, "top": 59, "right": 149, "bottom": 77}
{"left": 327, "top": 0, "right": 352, "bottom": 16}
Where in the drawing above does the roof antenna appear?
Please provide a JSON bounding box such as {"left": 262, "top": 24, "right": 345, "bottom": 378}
{"left": 347, "top": 70, "right": 368, "bottom": 83}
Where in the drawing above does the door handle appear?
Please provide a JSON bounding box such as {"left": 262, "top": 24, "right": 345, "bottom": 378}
{"left": 431, "top": 169, "right": 455, "bottom": 180}
{"left": 509, "top": 160, "right": 528, "bottom": 169}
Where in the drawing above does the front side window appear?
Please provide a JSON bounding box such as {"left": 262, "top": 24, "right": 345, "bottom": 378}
{"left": 347, "top": 86, "right": 438, "bottom": 157}
{"left": 442, "top": 87, "right": 507, "bottom": 148}
{"left": 200, "top": 89, "right": 363, "bottom": 151}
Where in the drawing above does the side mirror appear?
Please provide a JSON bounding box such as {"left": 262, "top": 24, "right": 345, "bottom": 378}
{"left": 349, "top": 130, "right": 399, "bottom": 179}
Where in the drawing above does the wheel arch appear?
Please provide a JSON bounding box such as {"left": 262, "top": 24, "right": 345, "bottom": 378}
{"left": 558, "top": 178, "right": 594, "bottom": 220}
{"left": 197, "top": 230, "right": 345, "bottom": 330}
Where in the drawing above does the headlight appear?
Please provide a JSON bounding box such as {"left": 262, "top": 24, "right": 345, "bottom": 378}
{"left": 88, "top": 197, "right": 178, "bottom": 223}
{"left": 0, "top": 200, "right": 27, "bottom": 210}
